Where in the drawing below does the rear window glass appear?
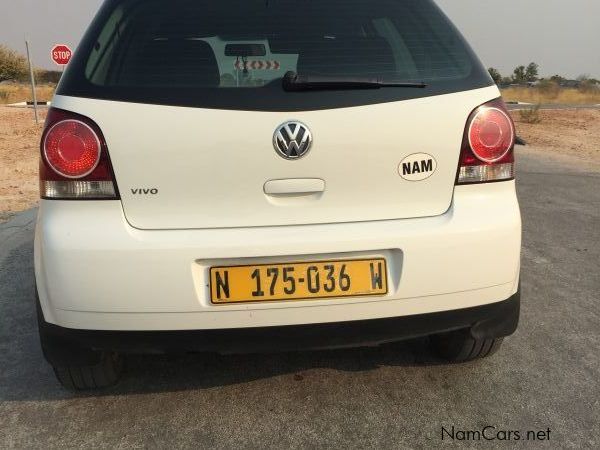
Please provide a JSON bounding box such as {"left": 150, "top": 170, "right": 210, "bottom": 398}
{"left": 58, "top": 0, "right": 492, "bottom": 111}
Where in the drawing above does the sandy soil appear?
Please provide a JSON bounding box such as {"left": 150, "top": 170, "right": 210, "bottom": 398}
{"left": 0, "top": 107, "right": 599, "bottom": 222}
{"left": 0, "top": 107, "right": 46, "bottom": 222}
{"left": 511, "top": 109, "right": 600, "bottom": 162}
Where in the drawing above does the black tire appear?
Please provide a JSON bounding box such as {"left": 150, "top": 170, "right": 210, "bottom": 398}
{"left": 431, "top": 329, "right": 503, "bottom": 363}
{"left": 36, "top": 288, "right": 123, "bottom": 391}
{"left": 52, "top": 352, "right": 123, "bottom": 391}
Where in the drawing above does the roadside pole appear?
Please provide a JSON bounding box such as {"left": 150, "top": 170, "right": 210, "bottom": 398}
{"left": 25, "top": 40, "right": 39, "bottom": 124}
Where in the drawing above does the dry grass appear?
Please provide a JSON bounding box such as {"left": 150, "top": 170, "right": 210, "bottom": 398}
{"left": 0, "top": 83, "right": 55, "bottom": 105}
{"left": 502, "top": 87, "right": 600, "bottom": 105}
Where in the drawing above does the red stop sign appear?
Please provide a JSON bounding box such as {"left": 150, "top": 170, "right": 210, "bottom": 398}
{"left": 51, "top": 44, "right": 73, "bottom": 66}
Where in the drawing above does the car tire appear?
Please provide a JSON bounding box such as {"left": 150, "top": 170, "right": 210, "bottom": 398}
{"left": 431, "top": 329, "right": 503, "bottom": 362}
{"left": 52, "top": 352, "right": 123, "bottom": 391}
{"left": 36, "top": 288, "right": 123, "bottom": 390}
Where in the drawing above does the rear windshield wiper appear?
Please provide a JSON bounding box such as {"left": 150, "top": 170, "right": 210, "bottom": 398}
{"left": 282, "top": 71, "right": 427, "bottom": 92}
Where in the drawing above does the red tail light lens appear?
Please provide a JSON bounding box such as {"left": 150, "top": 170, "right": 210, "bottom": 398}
{"left": 40, "top": 108, "right": 119, "bottom": 199}
{"left": 44, "top": 120, "right": 101, "bottom": 178}
{"left": 468, "top": 107, "right": 514, "bottom": 163}
{"left": 457, "top": 98, "right": 515, "bottom": 184}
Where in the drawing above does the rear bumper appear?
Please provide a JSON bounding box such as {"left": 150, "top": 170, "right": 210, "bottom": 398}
{"left": 39, "top": 289, "right": 519, "bottom": 363}
{"left": 35, "top": 181, "right": 521, "bottom": 331}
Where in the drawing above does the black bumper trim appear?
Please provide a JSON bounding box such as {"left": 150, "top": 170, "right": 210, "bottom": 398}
{"left": 39, "top": 289, "right": 520, "bottom": 363}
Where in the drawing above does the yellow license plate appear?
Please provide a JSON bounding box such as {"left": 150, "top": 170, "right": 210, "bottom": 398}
{"left": 210, "top": 258, "right": 388, "bottom": 304}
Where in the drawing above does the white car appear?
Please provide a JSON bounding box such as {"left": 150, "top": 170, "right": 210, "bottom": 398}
{"left": 35, "top": 0, "right": 521, "bottom": 390}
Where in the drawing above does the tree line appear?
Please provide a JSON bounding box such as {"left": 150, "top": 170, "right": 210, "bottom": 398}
{"left": 487, "top": 62, "right": 599, "bottom": 88}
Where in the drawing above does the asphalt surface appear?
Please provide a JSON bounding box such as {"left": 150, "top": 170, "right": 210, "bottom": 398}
{"left": 1, "top": 147, "right": 599, "bottom": 449}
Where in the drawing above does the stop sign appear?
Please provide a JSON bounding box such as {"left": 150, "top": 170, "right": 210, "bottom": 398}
{"left": 51, "top": 44, "right": 73, "bottom": 66}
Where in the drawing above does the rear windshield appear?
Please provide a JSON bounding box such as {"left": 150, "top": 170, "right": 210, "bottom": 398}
{"left": 58, "top": 0, "right": 492, "bottom": 111}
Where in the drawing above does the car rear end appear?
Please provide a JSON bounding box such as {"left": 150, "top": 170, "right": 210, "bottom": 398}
{"left": 35, "top": 0, "right": 521, "bottom": 389}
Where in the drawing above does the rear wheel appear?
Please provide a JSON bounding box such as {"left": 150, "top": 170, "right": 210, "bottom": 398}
{"left": 52, "top": 352, "right": 123, "bottom": 391}
{"left": 431, "top": 329, "right": 503, "bottom": 362}
{"left": 37, "top": 292, "right": 123, "bottom": 391}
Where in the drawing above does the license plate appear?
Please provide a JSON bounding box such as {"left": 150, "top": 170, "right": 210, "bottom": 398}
{"left": 210, "top": 258, "right": 388, "bottom": 304}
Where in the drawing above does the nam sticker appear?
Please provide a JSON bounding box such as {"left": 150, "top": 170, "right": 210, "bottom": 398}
{"left": 399, "top": 153, "right": 437, "bottom": 181}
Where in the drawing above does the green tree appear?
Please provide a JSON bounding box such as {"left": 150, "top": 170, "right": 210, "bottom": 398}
{"left": 0, "top": 44, "right": 28, "bottom": 82}
{"left": 525, "top": 62, "right": 539, "bottom": 82}
{"left": 488, "top": 67, "right": 502, "bottom": 85}
{"left": 512, "top": 65, "right": 526, "bottom": 83}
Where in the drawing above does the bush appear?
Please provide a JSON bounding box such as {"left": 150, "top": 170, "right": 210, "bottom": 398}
{"left": 537, "top": 80, "right": 560, "bottom": 99}
{"left": 578, "top": 79, "right": 600, "bottom": 94}
{"left": 488, "top": 67, "right": 502, "bottom": 85}
{"left": 36, "top": 70, "right": 62, "bottom": 84}
{"left": 519, "top": 104, "right": 542, "bottom": 124}
{"left": 0, "top": 44, "right": 28, "bottom": 82}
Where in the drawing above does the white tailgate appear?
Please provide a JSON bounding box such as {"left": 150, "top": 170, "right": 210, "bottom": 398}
{"left": 52, "top": 86, "right": 499, "bottom": 230}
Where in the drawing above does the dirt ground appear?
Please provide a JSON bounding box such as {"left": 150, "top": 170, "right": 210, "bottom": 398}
{"left": 511, "top": 109, "right": 600, "bottom": 162}
{"left": 0, "top": 107, "right": 599, "bottom": 222}
{"left": 0, "top": 107, "right": 46, "bottom": 222}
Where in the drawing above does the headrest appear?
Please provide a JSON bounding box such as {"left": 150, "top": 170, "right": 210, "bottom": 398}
{"left": 297, "top": 37, "right": 396, "bottom": 79}
{"left": 123, "top": 39, "right": 220, "bottom": 87}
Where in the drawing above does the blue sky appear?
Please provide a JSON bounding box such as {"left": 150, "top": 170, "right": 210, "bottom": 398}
{"left": 1, "top": 0, "right": 599, "bottom": 78}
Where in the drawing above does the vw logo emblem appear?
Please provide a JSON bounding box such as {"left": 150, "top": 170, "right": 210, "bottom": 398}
{"left": 273, "top": 121, "right": 313, "bottom": 160}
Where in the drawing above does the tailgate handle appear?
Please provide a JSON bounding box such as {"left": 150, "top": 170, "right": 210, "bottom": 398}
{"left": 264, "top": 178, "right": 325, "bottom": 196}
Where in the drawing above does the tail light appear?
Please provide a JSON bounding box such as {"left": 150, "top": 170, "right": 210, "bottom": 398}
{"left": 40, "top": 108, "right": 119, "bottom": 199}
{"left": 456, "top": 98, "right": 515, "bottom": 184}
